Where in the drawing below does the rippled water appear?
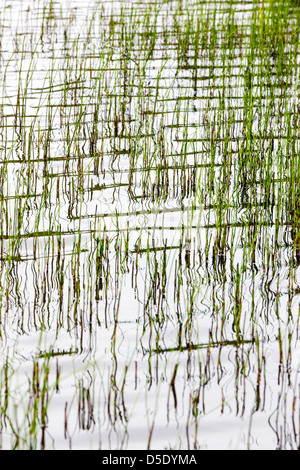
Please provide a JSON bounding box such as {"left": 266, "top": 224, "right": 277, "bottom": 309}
{"left": 0, "top": 0, "right": 299, "bottom": 450}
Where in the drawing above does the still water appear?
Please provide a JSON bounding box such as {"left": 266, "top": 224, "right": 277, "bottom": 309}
{"left": 0, "top": 0, "right": 299, "bottom": 449}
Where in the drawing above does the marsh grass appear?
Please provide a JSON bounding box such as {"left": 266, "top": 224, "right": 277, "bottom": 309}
{"left": 0, "top": 0, "right": 299, "bottom": 450}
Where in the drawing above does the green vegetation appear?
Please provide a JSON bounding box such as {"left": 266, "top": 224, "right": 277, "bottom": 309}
{"left": 0, "top": 0, "right": 299, "bottom": 450}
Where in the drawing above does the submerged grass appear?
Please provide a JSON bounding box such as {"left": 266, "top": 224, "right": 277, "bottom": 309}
{"left": 0, "top": 0, "right": 299, "bottom": 450}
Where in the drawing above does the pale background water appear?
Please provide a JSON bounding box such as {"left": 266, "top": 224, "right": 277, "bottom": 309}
{"left": 0, "top": 0, "right": 299, "bottom": 449}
